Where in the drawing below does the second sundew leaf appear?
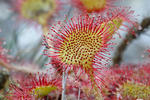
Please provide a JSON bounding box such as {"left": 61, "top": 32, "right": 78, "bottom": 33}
{"left": 99, "top": 7, "right": 138, "bottom": 40}
{"left": 107, "top": 18, "right": 123, "bottom": 37}
{"left": 99, "top": 17, "right": 123, "bottom": 40}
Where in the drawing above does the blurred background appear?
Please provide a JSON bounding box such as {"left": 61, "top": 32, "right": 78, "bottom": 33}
{"left": 0, "top": 0, "right": 150, "bottom": 99}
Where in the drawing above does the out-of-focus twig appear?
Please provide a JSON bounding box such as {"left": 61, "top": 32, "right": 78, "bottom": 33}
{"left": 61, "top": 68, "right": 68, "bottom": 100}
{"left": 0, "top": 60, "right": 39, "bottom": 74}
{"left": 113, "top": 18, "right": 150, "bottom": 66}
{"left": 78, "top": 87, "right": 81, "bottom": 100}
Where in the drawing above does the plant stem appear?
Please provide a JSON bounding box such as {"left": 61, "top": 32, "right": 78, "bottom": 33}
{"left": 78, "top": 87, "right": 81, "bottom": 100}
{"left": 61, "top": 68, "right": 68, "bottom": 100}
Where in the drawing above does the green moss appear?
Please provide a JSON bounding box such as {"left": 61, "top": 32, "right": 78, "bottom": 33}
{"left": 122, "top": 82, "right": 150, "bottom": 99}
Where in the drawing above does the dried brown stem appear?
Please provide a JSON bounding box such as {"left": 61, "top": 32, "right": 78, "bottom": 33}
{"left": 113, "top": 32, "right": 136, "bottom": 65}
{"left": 113, "top": 18, "right": 150, "bottom": 66}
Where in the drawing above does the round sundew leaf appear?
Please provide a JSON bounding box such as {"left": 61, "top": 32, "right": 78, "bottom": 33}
{"left": 43, "top": 15, "right": 119, "bottom": 95}
{"left": 59, "top": 30, "right": 102, "bottom": 68}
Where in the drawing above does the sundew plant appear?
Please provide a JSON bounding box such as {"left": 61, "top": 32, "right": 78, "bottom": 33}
{"left": 0, "top": 0, "right": 150, "bottom": 100}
